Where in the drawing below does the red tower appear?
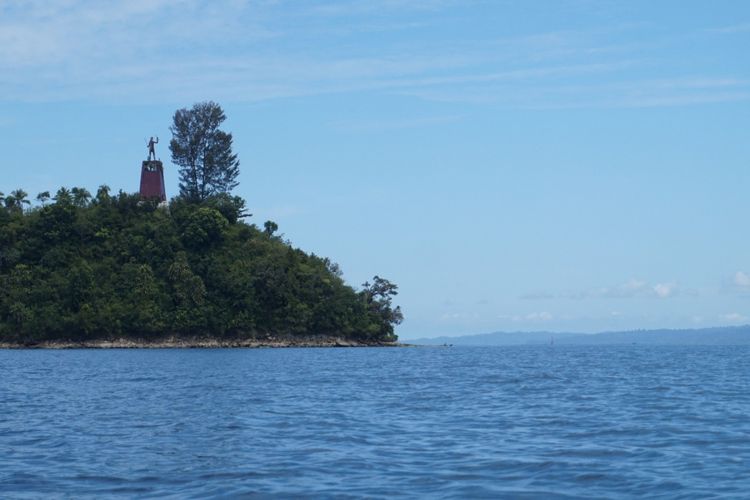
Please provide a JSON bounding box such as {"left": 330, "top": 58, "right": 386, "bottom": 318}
{"left": 139, "top": 160, "right": 166, "bottom": 202}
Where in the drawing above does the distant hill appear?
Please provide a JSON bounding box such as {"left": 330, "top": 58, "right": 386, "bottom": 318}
{"left": 411, "top": 331, "right": 578, "bottom": 346}
{"left": 411, "top": 326, "right": 750, "bottom": 346}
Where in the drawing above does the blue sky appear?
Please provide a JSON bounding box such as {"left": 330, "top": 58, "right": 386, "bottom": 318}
{"left": 1, "top": 0, "right": 749, "bottom": 339}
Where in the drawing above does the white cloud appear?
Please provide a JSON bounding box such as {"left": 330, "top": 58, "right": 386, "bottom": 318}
{"left": 526, "top": 311, "right": 553, "bottom": 321}
{"left": 440, "top": 312, "right": 462, "bottom": 320}
{"left": 720, "top": 312, "right": 748, "bottom": 323}
{"left": 440, "top": 311, "right": 480, "bottom": 321}
{"left": 724, "top": 271, "right": 750, "bottom": 296}
{"left": 0, "top": 1, "right": 747, "bottom": 108}
{"left": 307, "top": 0, "right": 468, "bottom": 16}
{"left": 401, "top": 77, "right": 750, "bottom": 109}
{"left": 622, "top": 278, "right": 648, "bottom": 293}
{"left": 734, "top": 271, "right": 750, "bottom": 288}
{"left": 563, "top": 278, "right": 678, "bottom": 300}
{"left": 652, "top": 282, "right": 676, "bottom": 298}
{"left": 497, "top": 311, "right": 553, "bottom": 322}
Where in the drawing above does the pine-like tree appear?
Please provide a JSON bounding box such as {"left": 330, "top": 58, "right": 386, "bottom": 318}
{"left": 169, "top": 101, "right": 240, "bottom": 202}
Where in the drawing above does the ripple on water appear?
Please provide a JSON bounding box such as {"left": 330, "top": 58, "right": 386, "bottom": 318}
{"left": 1, "top": 345, "right": 749, "bottom": 497}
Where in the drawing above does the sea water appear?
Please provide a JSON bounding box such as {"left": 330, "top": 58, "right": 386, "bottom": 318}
{"left": 1, "top": 346, "right": 749, "bottom": 498}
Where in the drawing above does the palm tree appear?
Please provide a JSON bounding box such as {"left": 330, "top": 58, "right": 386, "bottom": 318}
{"left": 54, "top": 187, "right": 72, "bottom": 204}
{"left": 71, "top": 187, "right": 91, "bottom": 207}
{"left": 5, "top": 189, "right": 29, "bottom": 213}
{"left": 36, "top": 191, "right": 51, "bottom": 206}
{"left": 12, "top": 189, "right": 30, "bottom": 209}
{"left": 95, "top": 184, "right": 111, "bottom": 204}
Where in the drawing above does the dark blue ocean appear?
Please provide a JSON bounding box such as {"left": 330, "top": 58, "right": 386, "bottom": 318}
{"left": 1, "top": 346, "right": 749, "bottom": 498}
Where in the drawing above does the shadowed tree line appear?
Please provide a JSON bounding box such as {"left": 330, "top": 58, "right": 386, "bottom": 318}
{"left": 0, "top": 188, "right": 402, "bottom": 344}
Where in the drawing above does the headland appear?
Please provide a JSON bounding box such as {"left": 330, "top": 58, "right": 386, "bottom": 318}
{"left": 0, "top": 189, "right": 403, "bottom": 347}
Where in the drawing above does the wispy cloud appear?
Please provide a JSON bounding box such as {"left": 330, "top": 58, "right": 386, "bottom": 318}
{"left": 497, "top": 311, "right": 554, "bottom": 323}
{"left": 0, "top": 1, "right": 747, "bottom": 109}
{"left": 724, "top": 271, "right": 750, "bottom": 296}
{"left": 440, "top": 311, "right": 481, "bottom": 321}
{"left": 707, "top": 22, "right": 750, "bottom": 34}
{"left": 400, "top": 76, "right": 750, "bottom": 109}
{"left": 329, "top": 114, "right": 465, "bottom": 132}
{"left": 523, "top": 278, "right": 681, "bottom": 300}
{"left": 652, "top": 282, "right": 676, "bottom": 298}
{"left": 305, "top": 0, "right": 469, "bottom": 16}
{"left": 734, "top": 271, "right": 750, "bottom": 287}
{"left": 570, "top": 279, "right": 678, "bottom": 299}
{"left": 720, "top": 312, "right": 748, "bottom": 323}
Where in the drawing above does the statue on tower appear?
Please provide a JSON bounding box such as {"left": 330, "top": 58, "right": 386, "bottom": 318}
{"left": 140, "top": 137, "right": 166, "bottom": 203}
{"left": 147, "top": 136, "right": 159, "bottom": 161}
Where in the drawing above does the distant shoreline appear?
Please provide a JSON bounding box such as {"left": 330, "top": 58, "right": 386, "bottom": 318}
{"left": 409, "top": 325, "right": 750, "bottom": 346}
{"left": 0, "top": 336, "right": 407, "bottom": 349}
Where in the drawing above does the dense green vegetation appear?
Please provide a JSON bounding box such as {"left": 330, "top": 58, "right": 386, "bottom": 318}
{"left": 0, "top": 187, "right": 402, "bottom": 344}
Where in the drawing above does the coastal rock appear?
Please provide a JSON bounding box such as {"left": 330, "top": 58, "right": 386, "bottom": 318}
{"left": 0, "top": 335, "right": 403, "bottom": 349}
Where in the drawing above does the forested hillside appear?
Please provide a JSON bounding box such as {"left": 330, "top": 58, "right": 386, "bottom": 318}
{"left": 0, "top": 187, "right": 402, "bottom": 344}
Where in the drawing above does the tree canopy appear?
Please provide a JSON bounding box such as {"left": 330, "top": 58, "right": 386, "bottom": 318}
{"left": 0, "top": 189, "right": 401, "bottom": 344}
{"left": 169, "top": 101, "right": 240, "bottom": 202}
{"left": 0, "top": 101, "right": 403, "bottom": 345}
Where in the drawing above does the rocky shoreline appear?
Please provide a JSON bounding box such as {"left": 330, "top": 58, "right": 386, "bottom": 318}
{"left": 0, "top": 335, "right": 406, "bottom": 349}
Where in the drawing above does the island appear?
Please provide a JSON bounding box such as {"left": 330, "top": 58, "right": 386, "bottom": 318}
{"left": 0, "top": 189, "right": 402, "bottom": 348}
{"left": 0, "top": 103, "right": 403, "bottom": 348}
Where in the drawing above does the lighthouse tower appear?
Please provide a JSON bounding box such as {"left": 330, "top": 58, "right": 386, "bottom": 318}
{"left": 140, "top": 137, "right": 166, "bottom": 202}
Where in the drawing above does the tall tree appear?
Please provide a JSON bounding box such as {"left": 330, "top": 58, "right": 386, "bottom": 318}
{"left": 5, "top": 189, "right": 30, "bottom": 212}
{"left": 360, "top": 275, "right": 404, "bottom": 339}
{"left": 95, "top": 185, "right": 111, "bottom": 204}
{"left": 71, "top": 187, "right": 91, "bottom": 207}
{"left": 54, "top": 187, "right": 72, "bottom": 204}
{"left": 36, "top": 191, "right": 51, "bottom": 206}
{"left": 169, "top": 101, "right": 240, "bottom": 202}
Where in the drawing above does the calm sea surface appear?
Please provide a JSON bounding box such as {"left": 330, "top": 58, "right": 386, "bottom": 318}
{"left": 1, "top": 346, "right": 749, "bottom": 498}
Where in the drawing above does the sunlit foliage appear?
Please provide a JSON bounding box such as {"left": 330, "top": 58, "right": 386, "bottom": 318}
{"left": 0, "top": 189, "right": 401, "bottom": 343}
